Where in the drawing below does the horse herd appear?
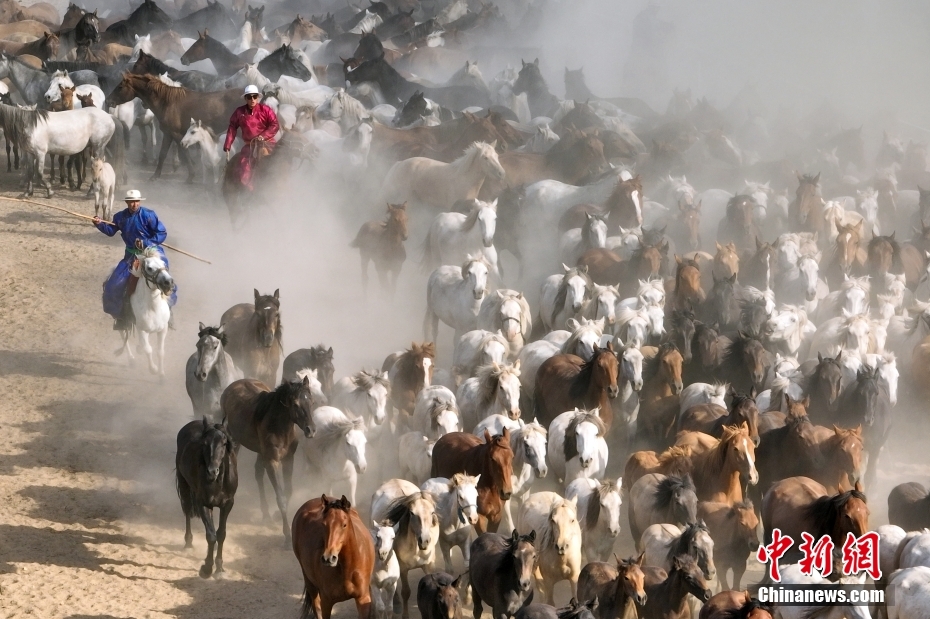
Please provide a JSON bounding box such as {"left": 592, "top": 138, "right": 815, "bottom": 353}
{"left": 1, "top": 0, "right": 928, "bottom": 616}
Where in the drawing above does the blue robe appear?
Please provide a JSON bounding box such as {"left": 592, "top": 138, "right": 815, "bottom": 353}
{"left": 96, "top": 206, "right": 178, "bottom": 317}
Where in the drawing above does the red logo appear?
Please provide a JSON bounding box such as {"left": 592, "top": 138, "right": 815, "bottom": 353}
{"left": 798, "top": 532, "right": 834, "bottom": 577}
{"left": 757, "top": 529, "right": 882, "bottom": 581}
{"left": 842, "top": 531, "right": 881, "bottom": 580}
{"left": 756, "top": 528, "right": 795, "bottom": 582}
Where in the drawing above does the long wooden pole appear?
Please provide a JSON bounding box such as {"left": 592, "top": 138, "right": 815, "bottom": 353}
{"left": 0, "top": 195, "right": 212, "bottom": 264}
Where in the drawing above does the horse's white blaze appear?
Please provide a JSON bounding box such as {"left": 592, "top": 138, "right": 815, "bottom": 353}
{"left": 370, "top": 382, "right": 389, "bottom": 424}
{"left": 346, "top": 428, "right": 368, "bottom": 473}
{"left": 631, "top": 190, "right": 642, "bottom": 224}
{"left": 373, "top": 523, "right": 397, "bottom": 560}
{"left": 743, "top": 438, "right": 758, "bottom": 483}
{"left": 422, "top": 357, "right": 432, "bottom": 389}
{"left": 576, "top": 422, "right": 599, "bottom": 468}
{"left": 567, "top": 274, "right": 587, "bottom": 312}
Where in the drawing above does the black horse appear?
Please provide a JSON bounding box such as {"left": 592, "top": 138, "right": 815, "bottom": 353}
{"left": 512, "top": 58, "right": 561, "bottom": 118}
{"left": 102, "top": 0, "right": 174, "bottom": 45}
{"left": 258, "top": 43, "right": 313, "bottom": 82}
{"left": 469, "top": 530, "right": 537, "bottom": 619}
{"left": 175, "top": 417, "right": 238, "bottom": 579}
{"left": 173, "top": 0, "right": 240, "bottom": 40}
{"left": 839, "top": 364, "right": 892, "bottom": 490}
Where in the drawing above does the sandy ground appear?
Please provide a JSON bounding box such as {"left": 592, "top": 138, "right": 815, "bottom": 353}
{"left": 0, "top": 140, "right": 927, "bottom": 618}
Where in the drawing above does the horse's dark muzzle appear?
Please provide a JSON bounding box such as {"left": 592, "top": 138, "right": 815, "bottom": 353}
{"left": 702, "top": 589, "right": 712, "bottom": 602}
{"left": 635, "top": 594, "right": 647, "bottom": 606}
{"left": 500, "top": 490, "right": 512, "bottom": 501}
{"left": 304, "top": 427, "right": 316, "bottom": 439}
{"left": 608, "top": 386, "right": 619, "bottom": 399}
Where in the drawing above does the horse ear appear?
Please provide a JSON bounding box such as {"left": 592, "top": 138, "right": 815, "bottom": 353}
{"left": 636, "top": 551, "right": 645, "bottom": 565}
{"left": 202, "top": 415, "right": 210, "bottom": 430}
{"left": 801, "top": 395, "right": 810, "bottom": 408}
{"left": 527, "top": 529, "right": 536, "bottom": 542}
{"left": 606, "top": 340, "right": 614, "bottom": 352}
{"left": 750, "top": 385, "right": 757, "bottom": 399}
{"left": 254, "top": 288, "right": 260, "bottom": 301}
{"left": 483, "top": 428, "right": 492, "bottom": 443}
{"left": 502, "top": 427, "right": 510, "bottom": 441}
{"left": 562, "top": 263, "right": 571, "bottom": 272}
{"left": 511, "top": 528, "right": 520, "bottom": 543}
{"left": 273, "top": 289, "right": 280, "bottom": 299}
{"left": 199, "top": 321, "right": 206, "bottom": 331}
{"left": 818, "top": 352, "right": 823, "bottom": 363}
{"left": 854, "top": 480, "right": 863, "bottom": 493}
{"left": 452, "top": 574, "right": 463, "bottom": 588}
{"left": 784, "top": 392, "right": 791, "bottom": 406}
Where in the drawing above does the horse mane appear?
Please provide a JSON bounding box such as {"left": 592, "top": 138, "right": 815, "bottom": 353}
{"left": 449, "top": 472, "right": 478, "bottom": 489}
{"left": 476, "top": 363, "right": 519, "bottom": 408}
{"left": 552, "top": 267, "right": 592, "bottom": 324}
{"left": 570, "top": 347, "right": 614, "bottom": 401}
{"left": 721, "top": 332, "right": 762, "bottom": 375}
{"left": 130, "top": 72, "right": 188, "bottom": 102}
{"left": 451, "top": 141, "right": 495, "bottom": 170}
{"left": 670, "top": 308, "right": 695, "bottom": 330}
{"left": 726, "top": 194, "right": 756, "bottom": 215}
{"left": 556, "top": 600, "right": 593, "bottom": 619}
{"left": 801, "top": 354, "right": 842, "bottom": 393}
{"left": 719, "top": 599, "right": 773, "bottom": 619}
{"left": 395, "top": 342, "right": 435, "bottom": 387}
{"left": 563, "top": 320, "right": 602, "bottom": 354}
{"left": 584, "top": 478, "right": 619, "bottom": 531}
{"left": 352, "top": 369, "right": 388, "bottom": 391}
{"left": 460, "top": 200, "right": 482, "bottom": 231}
{"left": 384, "top": 491, "right": 436, "bottom": 538}
{"left": 197, "top": 324, "right": 228, "bottom": 347}
{"left": 252, "top": 293, "right": 283, "bottom": 344}
{"left": 427, "top": 396, "right": 456, "bottom": 430}
{"left": 503, "top": 530, "right": 536, "bottom": 553}
{"left": 664, "top": 521, "right": 709, "bottom": 565}
{"left": 317, "top": 414, "right": 364, "bottom": 442}
{"left": 643, "top": 342, "right": 679, "bottom": 381}
{"left": 802, "top": 488, "right": 868, "bottom": 537}
{"left": 253, "top": 380, "right": 304, "bottom": 423}
{"left": 729, "top": 391, "right": 755, "bottom": 413}
{"left": 696, "top": 424, "right": 748, "bottom": 479}
{"left": 563, "top": 409, "right": 606, "bottom": 461}
{"left": 653, "top": 474, "right": 695, "bottom": 510}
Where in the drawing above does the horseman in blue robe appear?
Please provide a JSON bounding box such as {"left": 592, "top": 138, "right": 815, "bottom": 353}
{"left": 93, "top": 189, "right": 178, "bottom": 329}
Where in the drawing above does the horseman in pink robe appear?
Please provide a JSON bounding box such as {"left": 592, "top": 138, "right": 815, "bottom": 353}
{"left": 223, "top": 84, "right": 280, "bottom": 191}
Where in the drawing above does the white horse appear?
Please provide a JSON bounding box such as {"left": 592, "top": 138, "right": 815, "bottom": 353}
{"left": 348, "top": 9, "right": 382, "bottom": 33}
{"left": 606, "top": 225, "right": 642, "bottom": 259}
{"left": 223, "top": 63, "right": 270, "bottom": 89}
{"left": 865, "top": 351, "right": 900, "bottom": 405}
{"left": 499, "top": 419, "right": 549, "bottom": 535}
{"left": 456, "top": 361, "right": 521, "bottom": 429}
{"left": 452, "top": 329, "right": 509, "bottom": 384}
{"left": 301, "top": 406, "right": 367, "bottom": 505}
{"left": 110, "top": 97, "right": 156, "bottom": 162}
{"left": 412, "top": 385, "right": 460, "bottom": 440}
{"left": 565, "top": 477, "right": 623, "bottom": 562}
{"left": 816, "top": 275, "right": 871, "bottom": 324}
{"left": 301, "top": 121, "right": 373, "bottom": 182}
{"left": 44, "top": 73, "right": 105, "bottom": 108}
{"left": 518, "top": 491, "right": 583, "bottom": 604}
{"left": 523, "top": 168, "right": 629, "bottom": 225}
{"left": 774, "top": 564, "right": 871, "bottom": 619}
{"left": 294, "top": 368, "right": 329, "bottom": 409}
{"left": 424, "top": 256, "right": 490, "bottom": 348}
{"left": 473, "top": 414, "right": 522, "bottom": 437}
{"left": 618, "top": 278, "right": 666, "bottom": 311}
{"left": 0, "top": 104, "right": 115, "bottom": 197}
{"left": 421, "top": 474, "right": 480, "bottom": 571}
{"left": 332, "top": 369, "right": 390, "bottom": 427}
{"left": 678, "top": 383, "right": 728, "bottom": 417}
{"left": 180, "top": 119, "right": 224, "bottom": 185}
{"left": 539, "top": 265, "right": 592, "bottom": 332}
{"left": 424, "top": 199, "right": 500, "bottom": 278}
{"left": 887, "top": 566, "right": 930, "bottom": 619}
{"left": 315, "top": 88, "right": 369, "bottom": 133}
{"left": 560, "top": 213, "right": 608, "bottom": 265}
{"left": 370, "top": 521, "right": 400, "bottom": 619}
{"left": 613, "top": 342, "right": 644, "bottom": 448}
{"left": 90, "top": 157, "right": 115, "bottom": 220}
{"left": 615, "top": 305, "right": 653, "bottom": 347}
{"left": 397, "top": 432, "right": 435, "bottom": 485}
{"left": 807, "top": 310, "right": 874, "bottom": 360}
{"left": 516, "top": 123, "right": 559, "bottom": 153}
{"left": 185, "top": 322, "right": 242, "bottom": 420}
{"left": 477, "top": 289, "right": 532, "bottom": 358}
{"left": 766, "top": 304, "right": 815, "bottom": 357}
{"left": 381, "top": 141, "right": 505, "bottom": 211}
{"left": 775, "top": 252, "right": 824, "bottom": 313}
{"left": 579, "top": 284, "right": 621, "bottom": 328}
{"left": 548, "top": 408, "right": 608, "bottom": 485}
{"left": 117, "top": 247, "right": 173, "bottom": 375}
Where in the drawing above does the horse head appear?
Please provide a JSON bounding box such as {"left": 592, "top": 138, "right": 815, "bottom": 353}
{"left": 321, "top": 494, "right": 352, "bottom": 565}
{"left": 201, "top": 415, "right": 235, "bottom": 482}
{"left": 484, "top": 428, "right": 514, "bottom": 499}
{"left": 253, "top": 288, "right": 280, "bottom": 348}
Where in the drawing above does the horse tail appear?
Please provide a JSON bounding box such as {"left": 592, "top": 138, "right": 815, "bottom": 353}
{"left": 175, "top": 466, "right": 193, "bottom": 518}
{"left": 299, "top": 583, "right": 315, "bottom": 619}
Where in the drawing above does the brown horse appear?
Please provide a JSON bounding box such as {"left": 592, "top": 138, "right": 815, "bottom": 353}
{"left": 576, "top": 553, "right": 648, "bottom": 619}
{"left": 431, "top": 429, "right": 514, "bottom": 533}
{"left": 753, "top": 396, "right": 824, "bottom": 505}
{"left": 806, "top": 424, "right": 864, "bottom": 493}
{"left": 677, "top": 390, "right": 760, "bottom": 445}
{"left": 623, "top": 445, "right": 693, "bottom": 492}
{"left": 823, "top": 219, "right": 866, "bottom": 288}
{"left": 668, "top": 256, "right": 705, "bottom": 314}
{"left": 292, "top": 495, "right": 375, "bottom": 619}
{"left": 739, "top": 238, "right": 776, "bottom": 290}
{"left": 867, "top": 232, "right": 925, "bottom": 292}
{"left": 638, "top": 343, "right": 684, "bottom": 448}
{"left": 677, "top": 424, "right": 759, "bottom": 503}
{"left": 639, "top": 555, "right": 712, "bottom": 619}
{"left": 384, "top": 342, "right": 435, "bottom": 418}
{"left": 888, "top": 482, "right": 930, "bottom": 532}
{"left": 106, "top": 72, "right": 242, "bottom": 180}
{"left": 578, "top": 243, "right": 666, "bottom": 291}
{"left": 222, "top": 377, "right": 317, "bottom": 542}
{"left": 788, "top": 173, "right": 824, "bottom": 235}
{"left": 717, "top": 195, "right": 760, "bottom": 252}
{"left": 699, "top": 591, "right": 772, "bottom": 619}
{"left": 605, "top": 175, "right": 644, "bottom": 230}
{"left": 533, "top": 343, "right": 620, "bottom": 430}
{"left": 220, "top": 289, "right": 283, "bottom": 388}
{"left": 762, "top": 476, "right": 869, "bottom": 555}
{"left": 0, "top": 30, "right": 59, "bottom": 60}
{"left": 698, "top": 500, "right": 759, "bottom": 591}
{"left": 350, "top": 202, "right": 409, "bottom": 297}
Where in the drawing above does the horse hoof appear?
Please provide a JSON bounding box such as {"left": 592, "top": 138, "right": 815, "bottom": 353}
{"left": 213, "top": 569, "right": 227, "bottom": 580}
{"left": 199, "top": 564, "right": 213, "bottom": 579}
{"left": 149, "top": 174, "right": 161, "bottom": 181}
{"left": 184, "top": 541, "right": 193, "bottom": 550}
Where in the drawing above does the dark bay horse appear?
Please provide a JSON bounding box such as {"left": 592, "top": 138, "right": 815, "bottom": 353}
{"left": 175, "top": 416, "right": 238, "bottom": 579}
{"left": 292, "top": 495, "right": 375, "bottom": 619}
{"left": 469, "top": 530, "right": 538, "bottom": 619}
{"left": 431, "top": 429, "right": 514, "bottom": 533}
{"left": 283, "top": 345, "right": 336, "bottom": 396}
{"left": 221, "top": 289, "right": 283, "bottom": 388}
{"left": 350, "top": 202, "right": 409, "bottom": 298}
{"left": 753, "top": 395, "right": 823, "bottom": 506}
{"left": 533, "top": 344, "right": 620, "bottom": 430}
{"left": 180, "top": 29, "right": 246, "bottom": 76}
{"left": 698, "top": 591, "right": 772, "bottom": 619}
{"left": 716, "top": 195, "right": 760, "bottom": 253}
{"left": 222, "top": 377, "right": 317, "bottom": 542}
{"left": 718, "top": 331, "right": 770, "bottom": 395}
{"left": 576, "top": 554, "right": 647, "bottom": 619}
{"left": 384, "top": 341, "right": 435, "bottom": 418}
{"left": 678, "top": 390, "right": 760, "bottom": 445}
{"left": 512, "top": 58, "right": 560, "bottom": 118}
{"left": 761, "top": 476, "right": 869, "bottom": 554}
{"left": 888, "top": 482, "right": 930, "bottom": 532}
{"left": 868, "top": 232, "right": 924, "bottom": 292}
{"left": 418, "top": 572, "right": 463, "bottom": 619}
{"left": 788, "top": 173, "right": 824, "bottom": 235}
{"left": 837, "top": 364, "right": 892, "bottom": 489}
{"left": 639, "top": 555, "right": 712, "bottom": 619}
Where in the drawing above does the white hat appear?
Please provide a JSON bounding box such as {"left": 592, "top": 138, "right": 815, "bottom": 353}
{"left": 243, "top": 84, "right": 260, "bottom": 96}
{"left": 124, "top": 189, "right": 145, "bottom": 201}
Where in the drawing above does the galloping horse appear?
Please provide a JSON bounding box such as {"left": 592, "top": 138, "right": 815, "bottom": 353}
{"left": 221, "top": 289, "right": 283, "bottom": 388}
{"left": 292, "top": 495, "right": 375, "bottom": 619}
{"left": 533, "top": 343, "right": 620, "bottom": 430}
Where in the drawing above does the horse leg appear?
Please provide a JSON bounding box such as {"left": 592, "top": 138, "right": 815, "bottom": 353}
{"left": 151, "top": 135, "right": 173, "bottom": 180}
{"left": 263, "top": 458, "right": 291, "bottom": 543}
{"left": 178, "top": 142, "right": 195, "bottom": 183}
{"left": 254, "top": 455, "right": 272, "bottom": 523}
{"left": 213, "top": 499, "right": 233, "bottom": 578}
{"left": 155, "top": 327, "right": 168, "bottom": 377}
{"left": 423, "top": 307, "right": 439, "bottom": 344}
{"left": 440, "top": 538, "right": 454, "bottom": 573}
{"left": 5, "top": 138, "right": 11, "bottom": 172}
{"left": 282, "top": 452, "right": 295, "bottom": 503}
{"left": 471, "top": 581, "right": 484, "bottom": 619}
{"left": 320, "top": 598, "right": 336, "bottom": 619}
{"left": 138, "top": 330, "right": 157, "bottom": 374}
{"left": 196, "top": 503, "right": 217, "bottom": 578}
{"left": 399, "top": 568, "right": 411, "bottom": 619}
{"left": 302, "top": 578, "right": 322, "bottom": 619}
{"left": 178, "top": 472, "right": 194, "bottom": 548}
{"left": 353, "top": 587, "right": 373, "bottom": 619}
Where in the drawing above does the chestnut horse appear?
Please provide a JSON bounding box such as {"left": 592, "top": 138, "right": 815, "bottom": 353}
{"left": 623, "top": 445, "right": 693, "bottom": 492}
{"left": 533, "top": 343, "right": 620, "bottom": 430}
{"left": 638, "top": 342, "right": 684, "bottom": 448}
{"left": 292, "top": 495, "right": 375, "bottom": 619}
{"left": 788, "top": 173, "right": 824, "bottom": 235}
{"left": 383, "top": 342, "right": 435, "bottom": 419}
{"left": 676, "top": 424, "right": 759, "bottom": 503}
{"left": 220, "top": 289, "right": 283, "bottom": 389}
{"left": 668, "top": 256, "right": 705, "bottom": 314}
{"left": 761, "top": 476, "right": 869, "bottom": 553}
{"left": 698, "top": 500, "right": 760, "bottom": 591}
{"left": 431, "top": 429, "right": 514, "bottom": 533}
{"left": 577, "top": 553, "right": 648, "bottom": 619}
{"left": 351, "top": 202, "right": 409, "bottom": 297}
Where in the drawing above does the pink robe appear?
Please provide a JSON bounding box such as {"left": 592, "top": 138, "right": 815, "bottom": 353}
{"left": 224, "top": 103, "right": 280, "bottom": 190}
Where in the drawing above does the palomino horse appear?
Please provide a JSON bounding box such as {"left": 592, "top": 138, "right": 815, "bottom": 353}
{"left": 222, "top": 377, "right": 317, "bottom": 542}
{"left": 431, "top": 429, "right": 514, "bottom": 533}
{"left": 381, "top": 141, "right": 506, "bottom": 211}
{"left": 519, "top": 492, "right": 583, "bottom": 604}
{"left": 185, "top": 323, "right": 242, "bottom": 420}
{"left": 351, "top": 202, "right": 409, "bottom": 298}
{"left": 468, "top": 530, "right": 538, "bottom": 619}
{"left": 221, "top": 289, "right": 283, "bottom": 388}
{"left": 116, "top": 247, "right": 174, "bottom": 375}
{"left": 384, "top": 341, "right": 435, "bottom": 417}
{"left": 638, "top": 343, "right": 684, "bottom": 448}
{"left": 292, "top": 495, "right": 375, "bottom": 619}
{"left": 175, "top": 416, "right": 238, "bottom": 579}
{"left": 698, "top": 500, "right": 759, "bottom": 590}
{"left": 788, "top": 173, "right": 824, "bottom": 235}
{"left": 577, "top": 554, "right": 647, "bottom": 619}
{"left": 533, "top": 343, "right": 620, "bottom": 430}
{"left": 674, "top": 423, "right": 759, "bottom": 503}
{"left": 761, "top": 476, "right": 869, "bottom": 554}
